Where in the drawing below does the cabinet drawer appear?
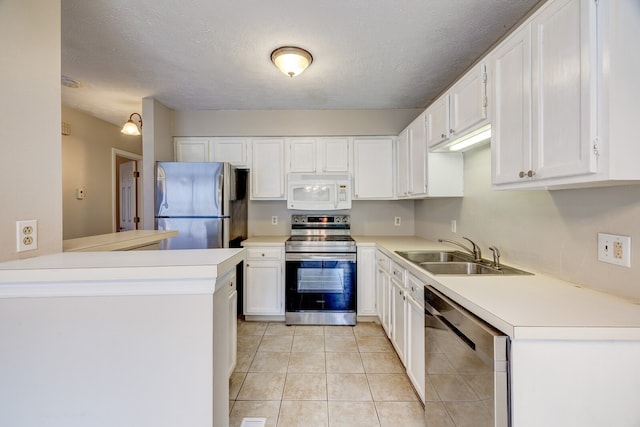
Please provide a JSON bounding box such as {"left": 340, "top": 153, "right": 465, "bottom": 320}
{"left": 246, "top": 248, "right": 283, "bottom": 260}
{"left": 376, "top": 252, "right": 391, "bottom": 271}
{"left": 390, "top": 262, "right": 405, "bottom": 285}
{"left": 406, "top": 275, "right": 424, "bottom": 304}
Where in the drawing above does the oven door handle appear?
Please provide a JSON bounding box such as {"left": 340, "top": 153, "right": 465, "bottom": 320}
{"left": 285, "top": 253, "right": 356, "bottom": 262}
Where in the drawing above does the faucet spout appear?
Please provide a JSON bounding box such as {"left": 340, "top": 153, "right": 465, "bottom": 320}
{"left": 438, "top": 237, "right": 482, "bottom": 262}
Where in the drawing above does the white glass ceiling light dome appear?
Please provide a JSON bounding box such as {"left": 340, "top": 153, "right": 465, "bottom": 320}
{"left": 271, "top": 46, "right": 313, "bottom": 77}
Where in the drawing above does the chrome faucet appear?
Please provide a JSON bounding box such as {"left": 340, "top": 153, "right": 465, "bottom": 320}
{"left": 438, "top": 237, "right": 482, "bottom": 262}
{"left": 489, "top": 246, "right": 501, "bottom": 269}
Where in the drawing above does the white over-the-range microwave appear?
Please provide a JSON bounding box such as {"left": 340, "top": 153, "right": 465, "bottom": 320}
{"left": 287, "top": 174, "right": 352, "bottom": 210}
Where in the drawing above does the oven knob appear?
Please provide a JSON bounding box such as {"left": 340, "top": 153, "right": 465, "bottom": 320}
{"left": 336, "top": 217, "right": 341, "bottom": 223}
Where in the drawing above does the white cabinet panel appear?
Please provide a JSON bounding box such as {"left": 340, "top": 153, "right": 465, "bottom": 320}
{"left": 353, "top": 137, "right": 395, "bottom": 199}
{"left": 174, "top": 137, "right": 209, "bottom": 162}
{"left": 450, "top": 63, "right": 489, "bottom": 139}
{"left": 288, "top": 138, "right": 317, "bottom": 173}
{"left": 406, "top": 274, "right": 425, "bottom": 402}
{"left": 244, "top": 260, "right": 283, "bottom": 315}
{"left": 319, "top": 137, "right": 351, "bottom": 173}
{"left": 357, "top": 246, "right": 377, "bottom": 317}
{"left": 391, "top": 277, "right": 406, "bottom": 364}
{"left": 426, "top": 96, "right": 450, "bottom": 148}
{"left": 250, "top": 139, "right": 285, "bottom": 199}
{"left": 212, "top": 138, "right": 249, "bottom": 167}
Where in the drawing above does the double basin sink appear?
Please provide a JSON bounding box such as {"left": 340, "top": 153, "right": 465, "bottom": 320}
{"left": 395, "top": 250, "right": 532, "bottom": 276}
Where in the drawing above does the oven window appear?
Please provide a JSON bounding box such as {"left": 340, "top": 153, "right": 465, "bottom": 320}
{"left": 297, "top": 268, "right": 344, "bottom": 293}
{"left": 286, "top": 259, "right": 356, "bottom": 311}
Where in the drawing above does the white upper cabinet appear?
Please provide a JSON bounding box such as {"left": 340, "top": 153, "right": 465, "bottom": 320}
{"left": 174, "top": 137, "right": 250, "bottom": 167}
{"left": 426, "top": 96, "right": 450, "bottom": 148}
{"left": 398, "top": 112, "right": 463, "bottom": 198}
{"left": 353, "top": 137, "right": 396, "bottom": 199}
{"left": 426, "top": 63, "right": 489, "bottom": 150}
{"left": 174, "top": 137, "right": 209, "bottom": 162}
{"left": 211, "top": 138, "right": 250, "bottom": 167}
{"left": 250, "top": 138, "right": 286, "bottom": 200}
{"left": 287, "top": 137, "right": 351, "bottom": 174}
{"left": 492, "top": 0, "right": 640, "bottom": 189}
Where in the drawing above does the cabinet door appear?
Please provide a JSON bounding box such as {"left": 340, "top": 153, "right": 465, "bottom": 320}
{"left": 396, "top": 129, "right": 409, "bottom": 197}
{"left": 245, "top": 261, "right": 283, "bottom": 315}
{"left": 530, "top": 0, "right": 597, "bottom": 180}
{"left": 288, "top": 138, "right": 317, "bottom": 173}
{"left": 426, "top": 95, "right": 450, "bottom": 148}
{"left": 174, "top": 137, "right": 210, "bottom": 162}
{"left": 319, "top": 137, "right": 351, "bottom": 174}
{"left": 450, "top": 63, "right": 488, "bottom": 139}
{"left": 353, "top": 137, "right": 395, "bottom": 199}
{"left": 406, "top": 276, "right": 425, "bottom": 402}
{"left": 391, "top": 280, "right": 406, "bottom": 364}
{"left": 491, "top": 25, "right": 532, "bottom": 185}
{"left": 357, "top": 247, "right": 377, "bottom": 316}
{"left": 250, "top": 139, "right": 285, "bottom": 199}
{"left": 407, "top": 114, "right": 427, "bottom": 196}
{"left": 212, "top": 138, "right": 249, "bottom": 167}
{"left": 228, "top": 285, "right": 237, "bottom": 377}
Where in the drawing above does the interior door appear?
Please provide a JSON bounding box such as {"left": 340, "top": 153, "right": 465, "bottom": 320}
{"left": 119, "top": 160, "right": 137, "bottom": 231}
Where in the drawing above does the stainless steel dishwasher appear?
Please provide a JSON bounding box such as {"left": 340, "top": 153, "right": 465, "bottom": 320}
{"left": 424, "top": 285, "right": 510, "bottom": 427}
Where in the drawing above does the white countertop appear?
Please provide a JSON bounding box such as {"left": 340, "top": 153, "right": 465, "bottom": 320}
{"left": 63, "top": 230, "right": 178, "bottom": 252}
{"left": 0, "top": 248, "right": 245, "bottom": 298}
{"left": 355, "top": 236, "right": 640, "bottom": 340}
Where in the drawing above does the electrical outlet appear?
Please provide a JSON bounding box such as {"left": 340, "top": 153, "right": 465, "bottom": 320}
{"left": 271, "top": 216, "right": 278, "bottom": 225}
{"left": 598, "top": 233, "right": 631, "bottom": 267}
{"left": 451, "top": 220, "right": 457, "bottom": 233}
{"left": 394, "top": 216, "right": 401, "bottom": 226}
{"left": 16, "top": 220, "right": 38, "bottom": 252}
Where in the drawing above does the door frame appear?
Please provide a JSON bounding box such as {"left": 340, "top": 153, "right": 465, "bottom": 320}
{"left": 112, "top": 148, "right": 143, "bottom": 232}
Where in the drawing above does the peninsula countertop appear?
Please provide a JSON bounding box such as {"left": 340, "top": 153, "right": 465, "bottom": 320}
{"left": 63, "top": 230, "right": 178, "bottom": 252}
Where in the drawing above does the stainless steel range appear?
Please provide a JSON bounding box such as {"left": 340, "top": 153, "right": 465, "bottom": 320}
{"left": 285, "top": 214, "right": 357, "bottom": 326}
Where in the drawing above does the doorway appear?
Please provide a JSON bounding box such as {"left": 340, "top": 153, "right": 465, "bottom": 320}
{"left": 112, "top": 149, "right": 143, "bottom": 232}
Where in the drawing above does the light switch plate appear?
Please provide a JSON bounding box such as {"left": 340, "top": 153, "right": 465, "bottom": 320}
{"left": 598, "top": 233, "right": 631, "bottom": 267}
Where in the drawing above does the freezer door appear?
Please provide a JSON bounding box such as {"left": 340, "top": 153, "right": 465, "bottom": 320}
{"left": 157, "top": 218, "right": 225, "bottom": 249}
{"left": 156, "top": 162, "right": 225, "bottom": 217}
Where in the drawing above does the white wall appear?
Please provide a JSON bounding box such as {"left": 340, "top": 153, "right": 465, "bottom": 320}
{"left": 61, "top": 106, "right": 142, "bottom": 239}
{"left": 415, "top": 144, "right": 640, "bottom": 301}
{"left": 0, "top": 0, "right": 62, "bottom": 261}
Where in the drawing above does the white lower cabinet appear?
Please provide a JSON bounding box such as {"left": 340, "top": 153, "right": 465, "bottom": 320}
{"left": 375, "top": 251, "right": 392, "bottom": 337}
{"left": 406, "top": 274, "right": 425, "bottom": 402}
{"left": 212, "top": 269, "right": 234, "bottom": 427}
{"left": 357, "top": 246, "right": 377, "bottom": 317}
{"left": 244, "top": 246, "right": 284, "bottom": 316}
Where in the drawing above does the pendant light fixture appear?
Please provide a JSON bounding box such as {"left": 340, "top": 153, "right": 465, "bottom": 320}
{"left": 271, "top": 46, "right": 313, "bottom": 77}
{"left": 121, "top": 112, "right": 143, "bottom": 136}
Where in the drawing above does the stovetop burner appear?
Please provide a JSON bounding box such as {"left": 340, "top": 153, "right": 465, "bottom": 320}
{"left": 285, "top": 214, "right": 355, "bottom": 253}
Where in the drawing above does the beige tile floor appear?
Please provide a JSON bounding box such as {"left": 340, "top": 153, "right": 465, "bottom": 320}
{"left": 230, "top": 320, "right": 426, "bottom": 427}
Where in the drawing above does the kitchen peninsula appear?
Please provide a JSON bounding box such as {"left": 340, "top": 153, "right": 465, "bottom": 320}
{"left": 63, "top": 229, "right": 178, "bottom": 252}
{"left": 0, "top": 248, "right": 244, "bottom": 427}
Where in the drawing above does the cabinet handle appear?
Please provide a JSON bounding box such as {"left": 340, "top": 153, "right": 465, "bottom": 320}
{"left": 450, "top": 128, "right": 455, "bottom": 134}
{"left": 261, "top": 253, "right": 265, "bottom": 257}
{"left": 440, "top": 133, "right": 446, "bottom": 139}
{"left": 519, "top": 171, "right": 526, "bottom": 178}
{"left": 527, "top": 170, "right": 535, "bottom": 178}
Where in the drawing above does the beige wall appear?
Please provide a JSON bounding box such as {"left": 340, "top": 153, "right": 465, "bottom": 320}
{"left": 172, "top": 109, "right": 422, "bottom": 137}
{"left": 248, "top": 200, "right": 415, "bottom": 237}
{"left": 61, "top": 106, "right": 142, "bottom": 239}
{"left": 415, "top": 145, "right": 640, "bottom": 301}
{"left": 0, "top": 0, "right": 61, "bottom": 261}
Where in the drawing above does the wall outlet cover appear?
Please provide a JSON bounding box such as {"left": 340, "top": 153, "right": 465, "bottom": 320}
{"left": 598, "top": 233, "right": 631, "bottom": 267}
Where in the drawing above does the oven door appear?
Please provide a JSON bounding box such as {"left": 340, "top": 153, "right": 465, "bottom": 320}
{"left": 285, "top": 252, "right": 356, "bottom": 312}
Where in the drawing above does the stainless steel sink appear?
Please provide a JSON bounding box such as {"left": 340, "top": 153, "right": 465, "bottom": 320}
{"left": 394, "top": 250, "right": 472, "bottom": 264}
{"left": 395, "top": 250, "right": 532, "bottom": 276}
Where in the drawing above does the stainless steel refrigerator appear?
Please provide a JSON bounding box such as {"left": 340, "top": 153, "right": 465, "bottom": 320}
{"left": 155, "top": 162, "right": 248, "bottom": 250}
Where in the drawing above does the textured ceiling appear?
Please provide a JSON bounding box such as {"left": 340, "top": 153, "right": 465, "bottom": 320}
{"left": 61, "top": 0, "right": 542, "bottom": 126}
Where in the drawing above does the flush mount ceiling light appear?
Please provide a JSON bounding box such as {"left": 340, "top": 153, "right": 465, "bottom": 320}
{"left": 271, "top": 46, "right": 313, "bottom": 77}
{"left": 121, "top": 112, "right": 143, "bottom": 136}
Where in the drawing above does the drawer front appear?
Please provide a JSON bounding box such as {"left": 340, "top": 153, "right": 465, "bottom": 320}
{"left": 376, "top": 252, "right": 390, "bottom": 271}
{"left": 390, "top": 262, "right": 405, "bottom": 285}
{"left": 406, "top": 275, "right": 424, "bottom": 303}
{"left": 246, "top": 248, "right": 283, "bottom": 260}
